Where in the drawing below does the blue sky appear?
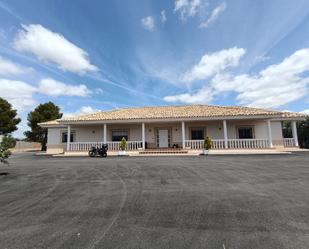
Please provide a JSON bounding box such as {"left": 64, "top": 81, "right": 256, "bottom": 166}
{"left": 1, "top": 0, "right": 309, "bottom": 137}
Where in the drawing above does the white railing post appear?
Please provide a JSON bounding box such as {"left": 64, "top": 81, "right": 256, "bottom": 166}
{"left": 142, "top": 122, "right": 145, "bottom": 150}
{"left": 266, "top": 120, "right": 273, "bottom": 148}
{"left": 66, "top": 125, "right": 71, "bottom": 151}
{"left": 103, "top": 124, "right": 107, "bottom": 144}
{"left": 182, "top": 121, "right": 185, "bottom": 149}
{"left": 223, "top": 120, "right": 228, "bottom": 149}
{"left": 291, "top": 121, "right": 299, "bottom": 147}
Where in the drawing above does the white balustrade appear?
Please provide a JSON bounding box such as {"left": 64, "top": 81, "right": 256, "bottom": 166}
{"left": 70, "top": 138, "right": 280, "bottom": 151}
{"left": 69, "top": 142, "right": 104, "bottom": 151}
{"left": 227, "top": 139, "right": 269, "bottom": 149}
{"left": 212, "top": 139, "right": 225, "bottom": 149}
{"left": 185, "top": 139, "right": 269, "bottom": 150}
{"left": 69, "top": 141, "right": 143, "bottom": 151}
{"left": 184, "top": 139, "right": 225, "bottom": 149}
{"left": 185, "top": 140, "right": 203, "bottom": 149}
{"left": 283, "top": 138, "right": 295, "bottom": 147}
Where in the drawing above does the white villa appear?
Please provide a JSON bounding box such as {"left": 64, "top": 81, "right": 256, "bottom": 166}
{"left": 39, "top": 105, "right": 306, "bottom": 155}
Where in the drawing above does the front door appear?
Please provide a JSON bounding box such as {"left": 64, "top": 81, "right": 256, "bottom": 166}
{"left": 158, "top": 129, "right": 169, "bottom": 148}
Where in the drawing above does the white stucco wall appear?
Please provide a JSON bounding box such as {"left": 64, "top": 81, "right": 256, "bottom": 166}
{"left": 47, "top": 128, "right": 62, "bottom": 145}
{"left": 46, "top": 120, "right": 284, "bottom": 152}
{"left": 74, "top": 126, "right": 104, "bottom": 142}
{"left": 185, "top": 121, "right": 224, "bottom": 139}
{"left": 106, "top": 124, "right": 142, "bottom": 141}
{"left": 46, "top": 128, "right": 64, "bottom": 154}
{"left": 144, "top": 122, "right": 182, "bottom": 147}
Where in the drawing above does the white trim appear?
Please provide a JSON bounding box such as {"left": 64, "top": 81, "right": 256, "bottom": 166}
{"left": 40, "top": 114, "right": 306, "bottom": 128}
{"left": 270, "top": 117, "right": 306, "bottom": 121}
{"left": 181, "top": 121, "right": 185, "bottom": 149}
{"left": 66, "top": 125, "right": 71, "bottom": 151}
{"left": 266, "top": 120, "right": 273, "bottom": 148}
{"left": 142, "top": 122, "right": 145, "bottom": 149}
{"left": 291, "top": 121, "right": 299, "bottom": 147}
{"left": 223, "top": 120, "right": 228, "bottom": 149}
{"left": 103, "top": 124, "right": 107, "bottom": 144}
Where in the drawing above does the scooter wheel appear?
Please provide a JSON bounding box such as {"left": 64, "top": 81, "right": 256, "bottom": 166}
{"left": 102, "top": 153, "right": 107, "bottom": 158}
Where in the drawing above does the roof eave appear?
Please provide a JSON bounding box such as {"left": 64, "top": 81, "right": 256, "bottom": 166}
{"left": 56, "top": 114, "right": 293, "bottom": 125}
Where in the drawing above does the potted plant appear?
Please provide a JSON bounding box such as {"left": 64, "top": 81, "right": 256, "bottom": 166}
{"left": 118, "top": 137, "right": 127, "bottom": 156}
{"left": 203, "top": 136, "right": 212, "bottom": 155}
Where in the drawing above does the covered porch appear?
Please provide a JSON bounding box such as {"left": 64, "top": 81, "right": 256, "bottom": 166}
{"left": 62, "top": 119, "right": 299, "bottom": 152}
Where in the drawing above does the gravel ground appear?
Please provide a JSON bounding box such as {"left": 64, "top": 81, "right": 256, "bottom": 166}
{"left": 1, "top": 152, "right": 309, "bottom": 249}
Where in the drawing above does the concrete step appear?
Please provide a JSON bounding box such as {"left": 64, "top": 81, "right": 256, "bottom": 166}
{"left": 139, "top": 150, "right": 188, "bottom": 154}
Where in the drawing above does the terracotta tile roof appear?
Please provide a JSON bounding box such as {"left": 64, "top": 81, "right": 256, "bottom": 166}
{"left": 39, "top": 105, "right": 307, "bottom": 126}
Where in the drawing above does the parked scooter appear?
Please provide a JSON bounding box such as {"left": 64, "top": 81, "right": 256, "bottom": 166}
{"left": 88, "top": 144, "right": 108, "bottom": 157}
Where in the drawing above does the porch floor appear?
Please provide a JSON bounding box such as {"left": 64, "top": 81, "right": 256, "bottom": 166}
{"left": 139, "top": 148, "right": 189, "bottom": 154}
{"left": 54, "top": 148, "right": 309, "bottom": 157}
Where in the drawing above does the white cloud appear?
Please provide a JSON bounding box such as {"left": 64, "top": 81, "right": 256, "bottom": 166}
{"left": 0, "top": 56, "right": 31, "bottom": 76}
{"left": 13, "top": 24, "right": 98, "bottom": 74}
{"left": 199, "top": 2, "right": 226, "bottom": 28}
{"left": 38, "top": 78, "right": 91, "bottom": 97}
{"left": 174, "top": 0, "right": 201, "bottom": 20}
{"left": 210, "top": 48, "right": 309, "bottom": 108}
{"left": 182, "top": 47, "right": 246, "bottom": 82}
{"left": 0, "top": 78, "right": 37, "bottom": 111}
{"left": 160, "top": 10, "right": 167, "bottom": 23}
{"left": 300, "top": 109, "right": 309, "bottom": 114}
{"left": 14, "top": 118, "right": 28, "bottom": 139}
{"left": 63, "top": 106, "right": 99, "bottom": 118}
{"left": 95, "top": 87, "right": 104, "bottom": 94}
{"left": 0, "top": 77, "right": 92, "bottom": 111}
{"left": 164, "top": 48, "right": 309, "bottom": 108}
{"left": 141, "top": 16, "right": 155, "bottom": 31}
{"left": 164, "top": 86, "right": 214, "bottom": 104}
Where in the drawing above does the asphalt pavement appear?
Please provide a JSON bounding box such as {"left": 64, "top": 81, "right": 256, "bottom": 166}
{"left": 1, "top": 152, "right": 309, "bottom": 249}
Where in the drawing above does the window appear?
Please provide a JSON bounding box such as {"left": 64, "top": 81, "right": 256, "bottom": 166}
{"left": 112, "top": 130, "right": 128, "bottom": 141}
{"left": 190, "top": 128, "right": 204, "bottom": 140}
{"left": 61, "top": 132, "right": 75, "bottom": 143}
{"left": 238, "top": 127, "right": 253, "bottom": 139}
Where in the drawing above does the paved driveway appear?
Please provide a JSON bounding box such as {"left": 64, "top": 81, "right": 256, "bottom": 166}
{"left": 1, "top": 153, "right": 309, "bottom": 249}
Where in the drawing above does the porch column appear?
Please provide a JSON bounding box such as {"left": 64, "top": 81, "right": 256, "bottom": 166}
{"left": 103, "top": 124, "right": 107, "bottom": 144}
{"left": 182, "top": 121, "right": 185, "bottom": 148}
{"left": 66, "top": 125, "right": 71, "bottom": 151}
{"left": 223, "top": 120, "right": 228, "bottom": 149}
{"left": 142, "top": 122, "right": 145, "bottom": 149}
{"left": 266, "top": 120, "right": 273, "bottom": 148}
{"left": 291, "top": 121, "right": 299, "bottom": 147}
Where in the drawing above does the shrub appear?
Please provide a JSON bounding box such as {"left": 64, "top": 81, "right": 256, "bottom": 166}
{"left": 204, "top": 137, "right": 212, "bottom": 150}
{"left": 1, "top": 135, "right": 16, "bottom": 150}
{"left": 119, "top": 137, "right": 127, "bottom": 151}
{"left": 0, "top": 142, "right": 11, "bottom": 165}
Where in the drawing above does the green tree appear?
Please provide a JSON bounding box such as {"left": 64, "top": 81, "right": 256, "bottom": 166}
{"left": 298, "top": 118, "right": 309, "bottom": 148}
{"left": 24, "top": 102, "right": 62, "bottom": 151}
{"left": 0, "top": 98, "right": 21, "bottom": 135}
{"left": 0, "top": 136, "right": 14, "bottom": 165}
{"left": 1, "top": 135, "right": 16, "bottom": 150}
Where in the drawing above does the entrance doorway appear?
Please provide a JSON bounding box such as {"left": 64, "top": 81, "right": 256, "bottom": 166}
{"left": 158, "top": 129, "right": 169, "bottom": 148}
